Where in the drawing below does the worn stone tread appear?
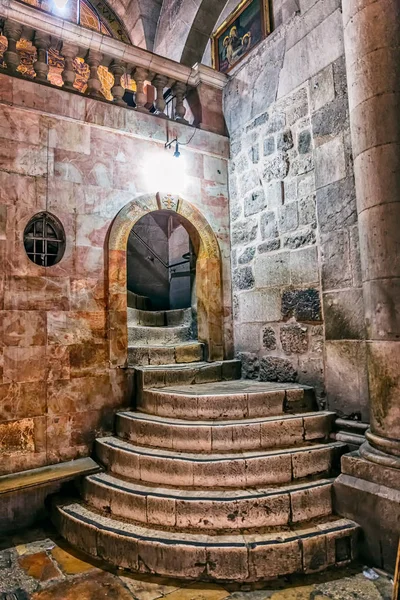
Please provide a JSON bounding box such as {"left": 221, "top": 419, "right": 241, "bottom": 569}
{"left": 138, "top": 380, "right": 316, "bottom": 419}
{"left": 128, "top": 307, "right": 192, "bottom": 327}
{"left": 95, "top": 436, "right": 347, "bottom": 487}
{"left": 128, "top": 324, "right": 192, "bottom": 345}
{"left": 54, "top": 499, "right": 359, "bottom": 581}
{"left": 116, "top": 410, "right": 335, "bottom": 452}
{"left": 83, "top": 471, "right": 335, "bottom": 529}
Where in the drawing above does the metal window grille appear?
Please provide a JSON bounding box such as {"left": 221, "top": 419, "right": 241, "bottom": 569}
{"left": 23, "top": 212, "right": 65, "bottom": 267}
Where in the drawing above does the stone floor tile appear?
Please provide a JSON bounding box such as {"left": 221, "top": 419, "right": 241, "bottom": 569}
{"left": 50, "top": 545, "right": 97, "bottom": 575}
{"left": 118, "top": 573, "right": 181, "bottom": 600}
{"left": 163, "top": 582, "right": 230, "bottom": 600}
{"left": 17, "top": 551, "right": 62, "bottom": 582}
{"left": 30, "top": 571, "right": 134, "bottom": 600}
{"left": 268, "top": 586, "right": 316, "bottom": 599}
{"left": 314, "top": 573, "right": 388, "bottom": 599}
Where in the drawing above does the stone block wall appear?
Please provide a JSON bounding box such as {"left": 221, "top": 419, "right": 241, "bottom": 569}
{"left": 224, "top": 0, "right": 368, "bottom": 417}
{"left": 0, "top": 73, "right": 232, "bottom": 475}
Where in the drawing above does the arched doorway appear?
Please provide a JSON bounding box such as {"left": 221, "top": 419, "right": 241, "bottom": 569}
{"left": 107, "top": 192, "right": 224, "bottom": 365}
{"left": 127, "top": 210, "right": 194, "bottom": 312}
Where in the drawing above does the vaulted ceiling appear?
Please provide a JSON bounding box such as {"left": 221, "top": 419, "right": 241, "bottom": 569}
{"left": 106, "top": 0, "right": 238, "bottom": 64}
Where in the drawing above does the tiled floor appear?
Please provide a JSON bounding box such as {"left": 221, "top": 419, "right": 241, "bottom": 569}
{"left": 0, "top": 524, "right": 394, "bottom": 600}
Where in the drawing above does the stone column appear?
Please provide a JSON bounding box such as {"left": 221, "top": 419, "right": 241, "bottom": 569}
{"left": 152, "top": 74, "right": 168, "bottom": 117}
{"left": 33, "top": 31, "right": 51, "bottom": 82}
{"left": 342, "top": 0, "right": 400, "bottom": 465}
{"left": 3, "top": 20, "right": 23, "bottom": 74}
{"left": 110, "top": 60, "right": 126, "bottom": 106}
{"left": 133, "top": 67, "right": 149, "bottom": 112}
{"left": 85, "top": 50, "right": 103, "bottom": 98}
{"left": 173, "top": 81, "right": 188, "bottom": 124}
{"left": 61, "top": 43, "right": 79, "bottom": 90}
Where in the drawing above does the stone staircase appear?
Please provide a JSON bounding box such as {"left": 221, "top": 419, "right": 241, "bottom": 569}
{"left": 127, "top": 306, "right": 204, "bottom": 366}
{"left": 53, "top": 308, "right": 359, "bottom": 582}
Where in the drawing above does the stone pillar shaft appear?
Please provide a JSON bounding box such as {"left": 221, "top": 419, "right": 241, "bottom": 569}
{"left": 342, "top": 0, "right": 400, "bottom": 463}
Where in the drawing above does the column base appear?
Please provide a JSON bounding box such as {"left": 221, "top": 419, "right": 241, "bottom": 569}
{"left": 334, "top": 451, "right": 400, "bottom": 572}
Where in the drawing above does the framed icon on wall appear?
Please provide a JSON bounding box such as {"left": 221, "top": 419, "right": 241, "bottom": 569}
{"left": 211, "top": 0, "right": 271, "bottom": 73}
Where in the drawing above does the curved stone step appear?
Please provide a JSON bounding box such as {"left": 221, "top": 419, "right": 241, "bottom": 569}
{"left": 83, "top": 472, "right": 334, "bottom": 530}
{"left": 127, "top": 290, "right": 152, "bottom": 310}
{"left": 116, "top": 411, "right": 335, "bottom": 452}
{"left": 128, "top": 324, "right": 192, "bottom": 345}
{"left": 128, "top": 342, "right": 204, "bottom": 366}
{"left": 128, "top": 307, "right": 192, "bottom": 327}
{"left": 53, "top": 500, "right": 359, "bottom": 581}
{"left": 138, "top": 381, "right": 316, "bottom": 419}
{"left": 95, "top": 437, "right": 347, "bottom": 488}
{"left": 133, "top": 360, "right": 242, "bottom": 395}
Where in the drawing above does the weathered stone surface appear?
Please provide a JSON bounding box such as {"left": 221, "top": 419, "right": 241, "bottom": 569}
{"left": 258, "top": 239, "right": 281, "bottom": 253}
{"left": 280, "top": 323, "right": 309, "bottom": 354}
{"left": 246, "top": 111, "right": 269, "bottom": 131}
{"left": 290, "top": 246, "right": 319, "bottom": 284}
{"left": 239, "top": 290, "right": 281, "bottom": 322}
{"left": 316, "top": 176, "right": 357, "bottom": 233}
{"left": 312, "top": 95, "right": 348, "bottom": 142}
{"left": 250, "top": 145, "right": 260, "bottom": 164}
{"left": 265, "top": 113, "right": 286, "bottom": 134}
{"left": 232, "top": 219, "right": 258, "bottom": 246}
{"left": 244, "top": 188, "right": 267, "bottom": 216}
{"left": 325, "top": 341, "right": 369, "bottom": 419}
{"left": 238, "top": 247, "right": 256, "bottom": 264}
{"left": 282, "top": 289, "right": 321, "bottom": 322}
{"left": 262, "top": 153, "right": 290, "bottom": 182}
{"left": 277, "top": 129, "right": 294, "bottom": 151}
{"left": 298, "top": 173, "right": 316, "bottom": 197}
{"left": 238, "top": 167, "right": 261, "bottom": 196}
{"left": 324, "top": 289, "right": 365, "bottom": 340}
{"left": 298, "top": 130, "right": 312, "bottom": 154}
{"left": 254, "top": 253, "right": 290, "bottom": 287}
{"left": 279, "top": 203, "right": 298, "bottom": 233}
{"left": 284, "top": 228, "right": 316, "bottom": 249}
{"left": 321, "top": 230, "right": 352, "bottom": 289}
{"left": 264, "top": 180, "right": 284, "bottom": 208}
{"left": 262, "top": 326, "right": 277, "bottom": 350}
{"left": 314, "top": 134, "right": 347, "bottom": 189}
{"left": 260, "top": 211, "right": 279, "bottom": 240}
{"left": 310, "top": 64, "right": 335, "bottom": 113}
{"left": 238, "top": 352, "right": 259, "bottom": 379}
{"left": 259, "top": 356, "right": 297, "bottom": 382}
{"left": 233, "top": 267, "right": 255, "bottom": 291}
{"left": 298, "top": 195, "right": 317, "bottom": 228}
{"left": 263, "top": 136, "right": 275, "bottom": 156}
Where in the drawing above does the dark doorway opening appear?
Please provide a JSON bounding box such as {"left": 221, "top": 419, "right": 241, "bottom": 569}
{"left": 127, "top": 210, "right": 195, "bottom": 311}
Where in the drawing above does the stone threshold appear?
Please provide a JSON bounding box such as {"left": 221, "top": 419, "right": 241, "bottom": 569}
{"left": 0, "top": 457, "right": 101, "bottom": 495}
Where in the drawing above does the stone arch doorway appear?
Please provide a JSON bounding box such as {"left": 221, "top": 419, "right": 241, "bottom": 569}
{"left": 107, "top": 192, "right": 224, "bottom": 365}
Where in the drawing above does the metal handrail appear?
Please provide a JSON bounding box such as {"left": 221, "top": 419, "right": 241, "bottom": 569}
{"left": 131, "top": 230, "right": 190, "bottom": 270}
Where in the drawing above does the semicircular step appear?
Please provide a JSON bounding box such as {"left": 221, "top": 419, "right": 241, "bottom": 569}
{"left": 128, "top": 324, "right": 192, "bottom": 345}
{"left": 95, "top": 436, "right": 347, "bottom": 488}
{"left": 137, "top": 380, "right": 317, "bottom": 419}
{"left": 53, "top": 500, "right": 359, "bottom": 581}
{"left": 133, "top": 360, "right": 242, "bottom": 395}
{"left": 83, "top": 471, "right": 335, "bottom": 530}
{"left": 128, "top": 307, "right": 192, "bottom": 327}
{"left": 115, "top": 410, "right": 335, "bottom": 452}
{"left": 128, "top": 342, "right": 204, "bottom": 366}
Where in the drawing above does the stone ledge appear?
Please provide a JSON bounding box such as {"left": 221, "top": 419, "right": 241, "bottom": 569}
{"left": 0, "top": 457, "right": 101, "bottom": 496}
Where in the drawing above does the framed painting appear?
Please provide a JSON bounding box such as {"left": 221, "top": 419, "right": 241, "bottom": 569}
{"left": 211, "top": 0, "right": 271, "bottom": 73}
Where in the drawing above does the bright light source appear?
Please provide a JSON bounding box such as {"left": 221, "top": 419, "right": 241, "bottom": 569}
{"left": 144, "top": 148, "right": 186, "bottom": 195}
{"left": 53, "top": 0, "right": 68, "bottom": 11}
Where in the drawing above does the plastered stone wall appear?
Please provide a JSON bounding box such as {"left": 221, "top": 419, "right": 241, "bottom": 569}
{"left": 224, "top": 0, "right": 368, "bottom": 417}
{"left": 0, "top": 73, "right": 232, "bottom": 475}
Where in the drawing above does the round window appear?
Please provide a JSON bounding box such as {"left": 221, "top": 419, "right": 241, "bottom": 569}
{"left": 23, "top": 212, "right": 66, "bottom": 267}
